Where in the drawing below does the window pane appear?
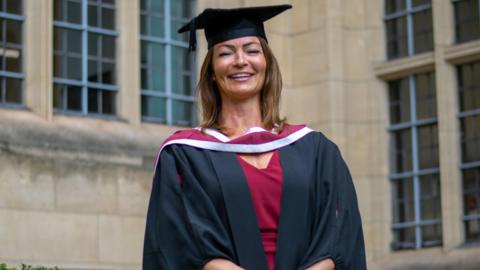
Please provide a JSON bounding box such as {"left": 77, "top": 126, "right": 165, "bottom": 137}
{"left": 415, "top": 72, "right": 436, "bottom": 120}
{"left": 101, "top": 62, "right": 115, "bottom": 84}
{"left": 141, "top": 67, "right": 148, "bottom": 89}
{"left": 140, "top": 0, "right": 147, "bottom": 11}
{"left": 420, "top": 174, "right": 441, "bottom": 220}
{"left": 88, "top": 60, "right": 99, "bottom": 82}
{"left": 421, "top": 224, "right": 442, "bottom": 247}
{"left": 389, "top": 78, "right": 410, "bottom": 124}
{"left": 89, "top": 33, "right": 99, "bottom": 57}
{"left": 412, "top": 0, "right": 430, "bottom": 8}
{"left": 454, "top": 0, "right": 480, "bottom": 43}
{"left": 172, "top": 99, "right": 194, "bottom": 126}
{"left": 417, "top": 124, "right": 439, "bottom": 169}
{"left": 142, "top": 95, "right": 166, "bottom": 121}
{"left": 142, "top": 41, "right": 165, "bottom": 91}
{"left": 171, "top": 46, "right": 193, "bottom": 95}
{"left": 101, "top": 90, "right": 115, "bottom": 114}
{"left": 53, "top": 83, "right": 82, "bottom": 111}
{"left": 170, "top": 0, "right": 192, "bottom": 41}
{"left": 5, "top": 0, "right": 22, "bottom": 15}
{"left": 385, "top": 0, "right": 406, "bottom": 15}
{"left": 6, "top": 19, "right": 22, "bottom": 44}
{"left": 67, "top": 28, "right": 82, "bottom": 54}
{"left": 393, "top": 227, "right": 416, "bottom": 250}
{"left": 461, "top": 115, "right": 480, "bottom": 163}
{"left": 463, "top": 168, "right": 480, "bottom": 216}
{"left": 54, "top": 0, "right": 65, "bottom": 21}
{"left": 458, "top": 61, "right": 480, "bottom": 112}
{"left": 140, "top": 14, "right": 147, "bottom": 35}
{"left": 463, "top": 165, "right": 480, "bottom": 243}
{"left": 67, "top": 0, "right": 82, "bottom": 24}
{"left": 386, "top": 16, "right": 408, "bottom": 59}
{"left": 391, "top": 129, "right": 412, "bottom": 173}
{"left": 88, "top": 4, "right": 98, "bottom": 27}
{"left": 151, "top": 0, "right": 164, "bottom": 14}
{"left": 88, "top": 88, "right": 99, "bottom": 113}
{"left": 149, "top": 15, "right": 164, "bottom": 38}
{"left": 392, "top": 178, "right": 414, "bottom": 223}
{"left": 102, "top": 7, "right": 115, "bottom": 30}
{"left": 53, "top": 83, "right": 65, "bottom": 109}
{"left": 5, "top": 48, "right": 21, "bottom": 72}
{"left": 413, "top": 9, "right": 433, "bottom": 54}
{"left": 53, "top": 55, "right": 64, "bottom": 78}
{"left": 102, "top": 35, "right": 115, "bottom": 59}
{"left": 465, "top": 219, "right": 480, "bottom": 241}
{"left": 67, "top": 56, "right": 82, "bottom": 80}
{"left": 4, "top": 77, "right": 21, "bottom": 103}
{"left": 66, "top": 85, "right": 82, "bottom": 111}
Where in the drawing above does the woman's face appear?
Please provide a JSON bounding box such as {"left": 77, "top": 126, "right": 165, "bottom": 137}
{"left": 212, "top": 36, "right": 267, "bottom": 101}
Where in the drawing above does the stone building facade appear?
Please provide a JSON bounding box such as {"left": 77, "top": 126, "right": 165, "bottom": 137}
{"left": 1, "top": 0, "right": 479, "bottom": 269}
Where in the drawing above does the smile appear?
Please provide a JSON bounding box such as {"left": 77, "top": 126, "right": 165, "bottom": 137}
{"left": 228, "top": 72, "right": 254, "bottom": 81}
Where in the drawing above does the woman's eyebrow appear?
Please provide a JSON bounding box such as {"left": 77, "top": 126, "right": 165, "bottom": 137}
{"left": 243, "top": 42, "right": 260, "bottom": 47}
{"left": 218, "top": 44, "right": 236, "bottom": 50}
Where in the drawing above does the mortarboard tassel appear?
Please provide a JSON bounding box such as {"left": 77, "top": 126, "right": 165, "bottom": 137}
{"left": 188, "top": 18, "right": 197, "bottom": 51}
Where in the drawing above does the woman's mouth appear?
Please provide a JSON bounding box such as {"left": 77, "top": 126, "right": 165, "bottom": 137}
{"left": 228, "top": 73, "right": 253, "bottom": 81}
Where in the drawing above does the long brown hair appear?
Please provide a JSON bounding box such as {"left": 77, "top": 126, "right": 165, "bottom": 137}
{"left": 197, "top": 38, "right": 286, "bottom": 133}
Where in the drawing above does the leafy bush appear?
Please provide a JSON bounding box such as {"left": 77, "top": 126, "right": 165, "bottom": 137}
{"left": 0, "top": 263, "right": 58, "bottom": 270}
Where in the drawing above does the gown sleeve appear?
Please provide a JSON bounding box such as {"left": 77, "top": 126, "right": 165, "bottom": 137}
{"left": 143, "top": 145, "right": 235, "bottom": 270}
{"left": 300, "top": 136, "right": 366, "bottom": 270}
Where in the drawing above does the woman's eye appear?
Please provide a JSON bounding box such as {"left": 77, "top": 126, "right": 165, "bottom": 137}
{"left": 247, "top": 50, "right": 260, "bottom": 54}
{"left": 218, "top": 52, "right": 231, "bottom": 57}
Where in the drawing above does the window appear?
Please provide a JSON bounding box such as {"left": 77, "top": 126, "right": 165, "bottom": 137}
{"left": 458, "top": 61, "right": 480, "bottom": 242}
{"left": 384, "top": 0, "right": 434, "bottom": 60}
{"left": 53, "top": 0, "right": 117, "bottom": 116}
{"left": 388, "top": 71, "right": 442, "bottom": 250}
{"left": 0, "top": 0, "right": 23, "bottom": 106}
{"left": 140, "top": 0, "right": 196, "bottom": 126}
{"left": 453, "top": 0, "right": 480, "bottom": 43}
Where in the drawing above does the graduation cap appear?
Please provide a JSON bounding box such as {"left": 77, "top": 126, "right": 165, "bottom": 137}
{"left": 178, "top": 4, "right": 292, "bottom": 51}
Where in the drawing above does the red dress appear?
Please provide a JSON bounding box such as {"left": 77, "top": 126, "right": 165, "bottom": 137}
{"left": 237, "top": 150, "right": 283, "bottom": 270}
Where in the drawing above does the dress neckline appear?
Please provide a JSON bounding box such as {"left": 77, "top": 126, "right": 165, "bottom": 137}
{"left": 237, "top": 150, "right": 278, "bottom": 170}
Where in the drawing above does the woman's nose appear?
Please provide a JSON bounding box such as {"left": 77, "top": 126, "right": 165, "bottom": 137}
{"left": 233, "top": 51, "right": 247, "bottom": 66}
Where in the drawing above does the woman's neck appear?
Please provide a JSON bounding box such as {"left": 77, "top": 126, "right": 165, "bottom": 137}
{"left": 218, "top": 95, "right": 263, "bottom": 139}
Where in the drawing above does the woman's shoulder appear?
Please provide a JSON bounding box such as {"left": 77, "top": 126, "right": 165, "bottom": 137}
{"left": 288, "top": 124, "right": 340, "bottom": 153}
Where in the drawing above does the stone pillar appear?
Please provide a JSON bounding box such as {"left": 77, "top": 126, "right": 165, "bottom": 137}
{"left": 117, "top": 0, "right": 141, "bottom": 125}
{"left": 432, "top": 0, "right": 464, "bottom": 251}
{"left": 24, "top": 0, "right": 53, "bottom": 120}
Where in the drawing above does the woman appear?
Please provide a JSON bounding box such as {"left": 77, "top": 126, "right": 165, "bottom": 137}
{"left": 143, "top": 4, "right": 366, "bottom": 270}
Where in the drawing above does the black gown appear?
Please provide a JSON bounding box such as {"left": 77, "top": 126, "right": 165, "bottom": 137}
{"left": 143, "top": 126, "right": 366, "bottom": 270}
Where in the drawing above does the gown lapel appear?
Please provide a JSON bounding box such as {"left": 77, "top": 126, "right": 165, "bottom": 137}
{"left": 208, "top": 150, "right": 270, "bottom": 270}
{"left": 275, "top": 146, "right": 312, "bottom": 270}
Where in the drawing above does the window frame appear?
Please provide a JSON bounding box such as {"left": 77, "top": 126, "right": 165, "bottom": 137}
{"left": 0, "top": 2, "right": 25, "bottom": 108}
{"left": 452, "top": 0, "right": 480, "bottom": 44}
{"left": 457, "top": 60, "right": 480, "bottom": 242}
{"left": 52, "top": 0, "right": 119, "bottom": 117}
{"left": 140, "top": 0, "right": 196, "bottom": 126}
{"left": 388, "top": 72, "right": 443, "bottom": 250}
{"left": 384, "top": 0, "right": 434, "bottom": 60}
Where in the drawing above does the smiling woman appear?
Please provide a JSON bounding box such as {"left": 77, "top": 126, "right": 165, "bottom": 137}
{"left": 143, "top": 4, "right": 366, "bottom": 270}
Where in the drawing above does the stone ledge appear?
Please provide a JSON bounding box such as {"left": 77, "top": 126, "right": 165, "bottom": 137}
{"left": 374, "top": 52, "right": 435, "bottom": 80}
{"left": 444, "top": 40, "right": 480, "bottom": 65}
{"left": 371, "top": 246, "right": 480, "bottom": 270}
{"left": 0, "top": 108, "right": 179, "bottom": 167}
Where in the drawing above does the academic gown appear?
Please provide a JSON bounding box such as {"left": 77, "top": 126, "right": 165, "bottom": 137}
{"left": 142, "top": 125, "right": 366, "bottom": 270}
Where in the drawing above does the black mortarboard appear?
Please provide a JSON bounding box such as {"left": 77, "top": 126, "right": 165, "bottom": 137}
{"left": 178, "top": 4, "right": 292, "bottom": 51}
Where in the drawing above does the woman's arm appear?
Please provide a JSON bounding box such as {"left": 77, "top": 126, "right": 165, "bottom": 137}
{"left": 203, "top": 259, "right": 245, "bottom": 270}
{"left": 305, "top": 258, "right": 335, "bottom": 270}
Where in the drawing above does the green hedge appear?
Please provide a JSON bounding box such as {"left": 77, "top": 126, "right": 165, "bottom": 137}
{"left": 0, "top": 263, "right": 58, "bottom": 270}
